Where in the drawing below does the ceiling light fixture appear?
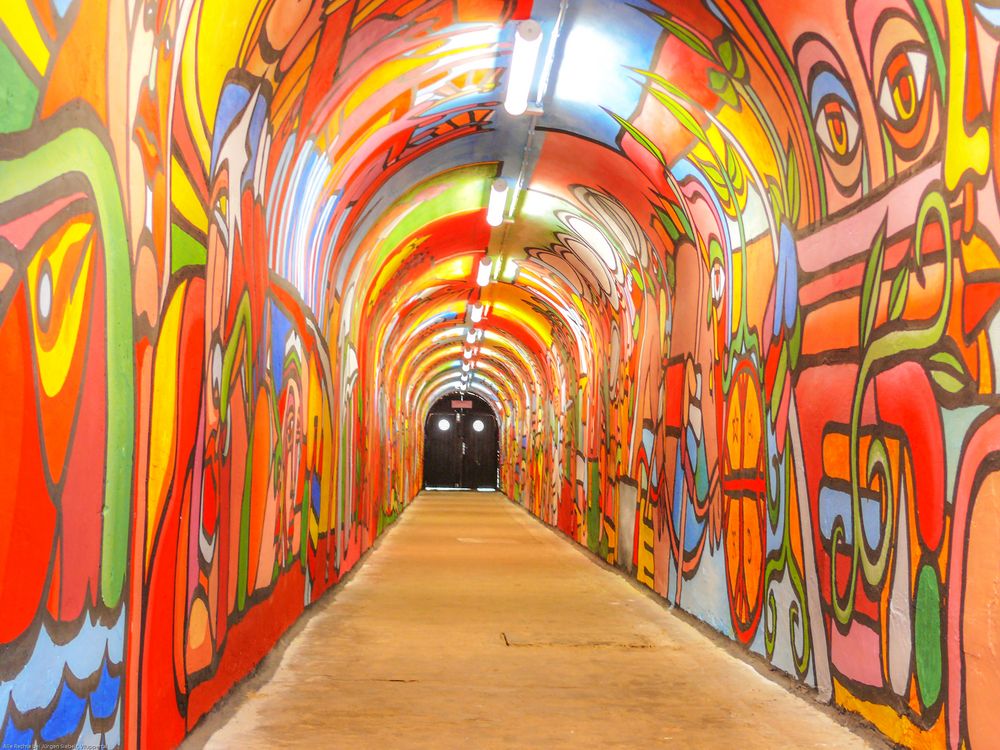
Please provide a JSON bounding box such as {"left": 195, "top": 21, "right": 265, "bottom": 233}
{"left": 486, "top": 178, "right": 509, "bottom": 226}
{"left": 500, "top": 257, "right": 519, "bottom": 283}
{"left": 476, "top": 257, "right": 493, "bottom": 287}
{"left": 504, "top": 20, "right": 543, "bottom": 116}
{"left": 470, "top": 303, "right": 484, "bottom": 323}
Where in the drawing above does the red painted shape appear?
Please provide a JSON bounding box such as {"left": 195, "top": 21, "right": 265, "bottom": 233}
{"left": 54, "top": 244, "right": 107, "bottom": 620}
{"left": 0, "top": 288, "right": 56, "bottom": 644}
{"left": 874, "top": 362, "right": 945, "bottom": 552}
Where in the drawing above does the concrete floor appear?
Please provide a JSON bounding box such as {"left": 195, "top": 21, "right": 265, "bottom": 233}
{"left": 186, "top": 492, "right": 880, "bottom": 749}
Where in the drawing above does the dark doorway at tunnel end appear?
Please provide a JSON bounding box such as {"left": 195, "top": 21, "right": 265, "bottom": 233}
{"left": 423, "top": 392, "right": 499, "bottom": 491}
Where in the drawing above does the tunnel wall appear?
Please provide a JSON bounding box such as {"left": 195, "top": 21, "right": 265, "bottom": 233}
{"left": 1, "top": 2, "right": 1000, "bottom": 750}
{"left": 0, "top": 3, "right": 419, "bottom": 748}
{"left": 495, "top": 4, "right": 1000, "bottom": 750}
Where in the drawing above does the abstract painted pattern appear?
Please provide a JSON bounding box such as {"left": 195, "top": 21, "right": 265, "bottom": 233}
{"left": 0, "top": 1, "right": 998, "bottom": 749}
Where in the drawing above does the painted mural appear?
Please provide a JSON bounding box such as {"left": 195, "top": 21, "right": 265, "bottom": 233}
{"left": 0, "top": 0, "right": 998, "bottom": 749}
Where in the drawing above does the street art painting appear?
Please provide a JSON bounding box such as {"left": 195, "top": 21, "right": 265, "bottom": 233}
{"left": 0, "top": 0, "right": 998, "bottom": 748}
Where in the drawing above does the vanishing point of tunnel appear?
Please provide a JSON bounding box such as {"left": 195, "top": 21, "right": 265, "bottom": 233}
{"left": 0, "top": 0, "right": 998, "bottom": 748}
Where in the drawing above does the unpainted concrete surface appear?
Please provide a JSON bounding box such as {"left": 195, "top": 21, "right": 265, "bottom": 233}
{"left": 185, "top": 492, "right": 883, "bottom": 749}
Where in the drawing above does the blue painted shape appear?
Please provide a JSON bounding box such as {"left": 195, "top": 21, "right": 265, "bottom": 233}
{"left": 774, "top": 223, "right": 799, "bottom": 335}
{"left": 818, "top": 485, "right": 883, "bottom": 547}
{"left": 5, "top": 610, "right": 124, "bottom": 716}
{"left": 977, "top": 5, "right": 1000, "bottom": 27}
{"left": 809, "top": 71, "right": 857, "bottom": 117}
{"left": 90, "top": 662, "right": 120, "bottom": 721}
{"left": 41, "top": 683, "right": 86, "bottom": 742}
{"left": 671, "top": 441, "right": 684, "bottom": 530}
{"left": 311, "top": 475, "right": 322, "bottom": 516}
{"left": 210, "top": 83, "right": 252, "bottom": 174}
{"left": 2, "top": 715, "right": 35, "bottom": 747}
{"left": 269, "top": 301, "right": 293, "bottom": 392}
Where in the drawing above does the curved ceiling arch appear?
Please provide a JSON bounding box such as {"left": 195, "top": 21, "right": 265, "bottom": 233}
{"left": 3, "top": 0, "right": 997, "bottom": 747}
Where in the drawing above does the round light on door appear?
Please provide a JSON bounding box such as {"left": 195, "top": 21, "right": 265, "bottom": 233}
{"left": 472, "top": 419, "right": 485, "bottom": 432}
{"left": 437, "top": 418, "right": 451, "bottom": 431}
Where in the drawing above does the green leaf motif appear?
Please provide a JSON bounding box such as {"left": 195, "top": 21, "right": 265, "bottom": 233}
{"left": 785, "top": 143, "right": 801, "bottom": 224}
{"left": 726, "top": 142, "right": 745, "bottom": 193}
{"left": 708, "top": 68, "right": 739, "bottom": 109}
{"left": 651, "top": 13, "right": 717, "bottom": 62}
{"left": 605, "top": 109, "right": 665, "bottom": 165}
{"left": 930, "top": 350, "right": 969, "bottom": 379}
{"left": 647, "top": 86, "right": 708, "bottom": 142}
{"left": 859, "top": 220, "right": 887, "bottom": 349}
{"left": 789, "top": 308, "right": 803, "bottom": 369}
{"left": 768, "top": 177, "right": 785, "bottom": 222}
{"left": 715, "top": 35, "right": 747, "bottom": 80}
{"left": 930, "top": 369, "right": 966, "bottom": 394}
{"left": 888, "top": 268, "right": 910, "bottom": 321}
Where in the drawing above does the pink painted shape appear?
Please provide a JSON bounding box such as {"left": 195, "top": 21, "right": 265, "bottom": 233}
{"left": 0, "top": 193, "right": 85, "bottom": 250}
{"left": 831, "top": 618, "right": 884, "bottom": 687}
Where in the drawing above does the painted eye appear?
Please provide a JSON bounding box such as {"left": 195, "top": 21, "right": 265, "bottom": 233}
{"left": 710, "top": 261, "right": 726, "bottom": 306}
{"left": 36, "top": 261, "right": 53, "bottom": 332}
{"left": 878, "top": 50, "right": 929, "bottom": 126}
{"left": 816, "top": 99, "right": 860, "bottom": 160}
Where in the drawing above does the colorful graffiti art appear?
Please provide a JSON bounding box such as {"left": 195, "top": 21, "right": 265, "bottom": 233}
{"left": 1, "top": 0, "right": 999, "bottom": 749}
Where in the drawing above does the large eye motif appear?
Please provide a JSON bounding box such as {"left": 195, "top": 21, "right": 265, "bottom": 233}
{"left": 808, "top": 65, "right": 865, "bottom": 197}
{"left": 879, "top": 49, "right": 927, "bottom": 121}
{"left": 876, "top": 45, "right": 934, "bottom": 159}
{"left": 863, "top": 5, "right": 940, "bottom": 167}
{"left": 812, "top": 70, "right": 862, "bottom": 165}
{"left": 817, "top": 96, "right": 861, "bottom": 163}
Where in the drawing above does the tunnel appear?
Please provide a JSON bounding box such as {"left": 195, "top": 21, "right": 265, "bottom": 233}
{"left": 1, "top": 0, "right": 999, "bottom": 747}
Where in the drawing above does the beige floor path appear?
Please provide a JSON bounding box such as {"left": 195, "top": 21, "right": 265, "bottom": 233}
{"left": 185, "top": 491, "right": 882, "bottom": 750}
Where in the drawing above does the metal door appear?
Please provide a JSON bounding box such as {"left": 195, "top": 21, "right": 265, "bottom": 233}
{"left": 422, "top": 394, "right": 498, "bottom": 489}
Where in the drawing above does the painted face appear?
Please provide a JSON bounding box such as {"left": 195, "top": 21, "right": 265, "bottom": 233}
{"left": 851, "top": 0, "right": 943, "bottom": 174}
{"left": 797, "top": 33, "right": 869, "bottom": 211}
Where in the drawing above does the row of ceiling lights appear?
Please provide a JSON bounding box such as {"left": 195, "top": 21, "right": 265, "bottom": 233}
{"left": 461, "top": 20, "right": 543, "bottom": 394}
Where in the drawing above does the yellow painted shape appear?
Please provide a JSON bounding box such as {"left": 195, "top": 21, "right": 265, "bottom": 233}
{"left": 0, "top": 0, "right": 50, "bottom": 74}
{"left": 27, "top": 221, "right": 93, "bottom": 398}
{"left": 833, "top": 679, "right": 943, "bottom": 748}
{"left": 171, "top": 156, "right": 209, "bottom": 234}
{"left": 944, "top": 2, "right": 990, "bottom": 191}
{"left": 489, "top": 299, "right": 553, "bottom": 347}
{"left": 977, "top": 332, "right": 993, "bottom": 394}
{"left": 181, "top": 0, "right": 212, "bottom": 167}
{"left": 197, "top": 0, "right": 260, "bottom": 123}
{"left": 146, "top": 280, "right": 187, "bottom": 568}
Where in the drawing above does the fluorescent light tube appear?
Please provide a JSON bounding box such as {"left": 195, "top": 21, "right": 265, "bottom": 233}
{"left": 504, "top": 20, "right": 542, "bottom": 116}
{"left": 487, "top": 178, "right": 509, "bottom": 226}
{"left": 476, "top": 257, "right": 493, "bottom": 286}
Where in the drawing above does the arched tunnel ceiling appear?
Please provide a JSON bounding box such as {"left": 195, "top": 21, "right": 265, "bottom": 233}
{"left": 204, "top": 0, "right": 991, "bottom": 438}
{"left": 3, "top": 0, "right": 1000, "bottom": 748}
{"left": 203, "top": 0, "right": 712, "bottom": 431}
